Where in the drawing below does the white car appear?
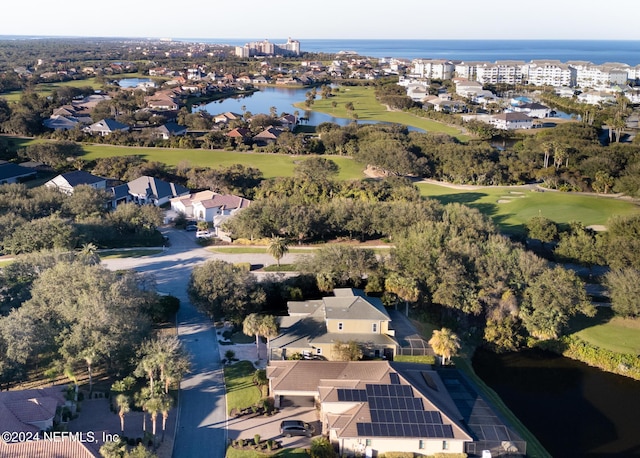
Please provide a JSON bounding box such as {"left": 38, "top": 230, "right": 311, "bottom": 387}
{"left": 196, "top": 230, "right": 212, "bottom": 239}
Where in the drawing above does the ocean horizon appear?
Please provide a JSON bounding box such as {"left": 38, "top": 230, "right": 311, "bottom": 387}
{"left": 1, "top": 36, "right": 639, "bottom": 65}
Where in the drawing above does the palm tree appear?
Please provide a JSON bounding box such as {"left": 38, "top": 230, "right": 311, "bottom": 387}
{"left": 144, "top": 395, "right": 163, "bottom": 437}
{"left": 428, "top": 328, "right": 461, "bottom": 365}
{"left": 258, "top": 315, "right": 279, "bottom": 360}
{"left": 115, "top": 394, "right": 130, "bottom": 434}
{"left": 385, "top": 274, "right": 420, "bottom": 316}
{"left": 159, "top": 394, "right": 174, "bottom": 442}
{"left": 243, "top": 313, "right": 262, "bottom": 347}
{"left": 267, "top": 235, "right": 289, "bottom": 267}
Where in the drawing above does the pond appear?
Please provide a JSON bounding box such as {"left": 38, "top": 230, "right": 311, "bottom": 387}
{"left": 472, "top": 348, "right": 640, "bottom": 457}
{"left": 195, "top": 86, "right": 423, "bottom": 130}
{"left": 117, "top": 78, "right": 154, "bottom": 88}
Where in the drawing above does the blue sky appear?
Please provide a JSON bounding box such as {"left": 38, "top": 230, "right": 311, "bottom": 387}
{"left": 4, "top": 0, "right": 640, "bottom": 40}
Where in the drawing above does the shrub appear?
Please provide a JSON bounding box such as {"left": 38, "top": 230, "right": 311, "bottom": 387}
{"left": 254, "top": 434, "right": 261, "bottom": 445}
{"left": 393, "top": 354, "right": 436, "bottom": 365}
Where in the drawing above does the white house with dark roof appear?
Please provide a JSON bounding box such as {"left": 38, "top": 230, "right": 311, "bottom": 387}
{"left": 269, "top": 288, "right": 399, "bottom": 361}
{"left": 45, "top": 171, "right": 108, "bottom": 195}
{"left": 489, "top": 112, "right": 534, "bottom": 130}
{"left": 153, "top": 122, "right": 187, "bottom": 139}
{"left": 84, "top": 118, "right": 130, "bottom": 136}
{"left": 0, "top": 161, "right": 37, "bottom": 184}
{"left": 110, "top": 176, "right": 190, "bottom": 208}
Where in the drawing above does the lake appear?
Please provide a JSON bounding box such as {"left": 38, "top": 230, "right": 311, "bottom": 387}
{"left": 472, "top": 348, "right": 640, "bottom": 457}
{"left": 194, "top": 86, "right": 421, "bottom": 130}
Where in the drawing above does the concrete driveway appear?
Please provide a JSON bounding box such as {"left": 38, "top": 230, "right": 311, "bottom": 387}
{"left": 227, "top": 405, "right": 320, "bottom": 449}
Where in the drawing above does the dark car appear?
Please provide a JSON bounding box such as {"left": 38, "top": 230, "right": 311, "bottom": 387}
{"left": 185, "top": 224, "right": 197, "bottom": 232}
{"left": 280, "top": 420, "right": 314, "bottom": 438}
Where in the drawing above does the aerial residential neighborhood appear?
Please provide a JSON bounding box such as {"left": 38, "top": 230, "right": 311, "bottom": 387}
{"left": 0, "top": 28, "right": 640, "bottom": 458}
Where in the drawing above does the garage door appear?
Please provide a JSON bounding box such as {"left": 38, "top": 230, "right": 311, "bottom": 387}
{"left": 280, "top": 395, "right": 315, "bottom": 408}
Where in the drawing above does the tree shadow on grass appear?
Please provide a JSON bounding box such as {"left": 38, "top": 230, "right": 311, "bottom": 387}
{"left": 566, "top": 307, "right": 614, "bottom": 334}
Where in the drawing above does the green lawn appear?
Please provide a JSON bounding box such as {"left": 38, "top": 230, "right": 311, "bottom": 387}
{"left": 571, "top": 309, "right": 640, "bottom": 355}
{"left": 417, "top": 183, "right": 640, "bottom": 235}
{"left": 98, "top": 249, "right": 164, "bottom": 259}
{"left": 1, "top": 78, "right": 102, "bottom": 102}
{"left": 224, "top": 360, "right": 263, "bottom": 415}
{"left": 297, "top": 86, "right": 469, "bottom": 141}
{"left": 208, "top": 246, "right": 313, "bottom": 254}
{"left": 79, "top": 144, "right": 365, "bottom": 180}
{"left": 226, "top": 447, "right": 310, "bottom": 458}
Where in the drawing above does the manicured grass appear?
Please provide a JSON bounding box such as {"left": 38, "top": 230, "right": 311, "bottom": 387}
{"left": 98, "top": 249, "right": 164, "bottom": 259}
{"left": 224, "top": 360, "right": 262, "bottom": 415}
{"left": 209, "top": 246, "right": 312, "bottom": 254}
{"left": 417, "top": 183, "right": 640, "bottom": 235}
{"left": 261, "top": 264, "right": 299, "bottom": 272}
{"left": 572, "top": 309, "right": 640, "bottom": 355}
{"left": 0, "top": 259, "right": 15, "bottom": 268}
{"left": 296, "top": 86, "right": 469, "bottom": 141}
{"left": 1, "top": 78, "right": 102, "bottom": 102}
{"left": 79, "top": 144, "right": 364, "bottom": 180}
{"left": 226, "top": 447, "right": 310, "bottom": 458}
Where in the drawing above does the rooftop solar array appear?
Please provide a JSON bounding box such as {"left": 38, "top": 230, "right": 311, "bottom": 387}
{"left": 356, "top": 422, "right": 454, "bottom": 438}
{"left": 336, "top": 377, "right": 455, "bottom": 439}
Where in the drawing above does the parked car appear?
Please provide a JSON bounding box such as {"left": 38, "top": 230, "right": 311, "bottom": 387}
{"left": 196, "top": 230, "right": 212, "bottom": 239}
{"left": 185, "top": 224, "right": 197, "bottom": 232}
{"left": 280, "top": 420, "right": 314, "bottom": 438}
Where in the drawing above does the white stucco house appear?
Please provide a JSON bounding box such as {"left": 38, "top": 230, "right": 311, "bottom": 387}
{"left": 170, "top": 190, "right": 251, "bottom": 236}
{"left": 45, "top": 171, "right": 108, "bottom": 195}
{"left": 489, "top": 112, "right": 534, "bottom": 130}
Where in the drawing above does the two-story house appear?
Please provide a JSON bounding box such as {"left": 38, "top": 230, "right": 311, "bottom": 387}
{"left": 269, "top": 288, "right": 399, "bottom": 361}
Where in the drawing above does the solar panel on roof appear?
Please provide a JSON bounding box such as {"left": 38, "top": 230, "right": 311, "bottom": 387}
{"left": 442, "top": 425, "right": 454, "bottom": 438}
{"left": 428, "top": 424, "right": 437, "bottom": 437}
{"left": 390, "top": 373, "right": 400, "bottom": 384}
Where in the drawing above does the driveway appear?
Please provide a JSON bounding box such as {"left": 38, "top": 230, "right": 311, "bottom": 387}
{"left": 226, "top": 405, "right": 320, "bottom": 450}
{"left": 101, "top": 227, "right": 303, "bottom": 458}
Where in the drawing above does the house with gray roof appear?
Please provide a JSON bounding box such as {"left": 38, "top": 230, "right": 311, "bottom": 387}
{"left": 270, "top": 288, "right": 399, "bottom": 361}
{"left": 110, "top": 175, "right": 190, "bottom": 208}
{"left": 153, "top": 122, "right": 187, "bottom": 139}
{"left": 84, "top": 118, "right": 130, "bottom": 136}
{"left": 45, "top": 171, "right": 108, "bottom": 195}
{"left": 0, "top": 161, "right": 37, "bottom": 184}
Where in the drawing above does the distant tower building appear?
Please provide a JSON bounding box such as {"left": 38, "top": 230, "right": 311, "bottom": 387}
{"left": 284, "top": 37, "right": 300, "bottom": 55}
{"left": 235, "top": 45, "right": 250, "bottom": 58}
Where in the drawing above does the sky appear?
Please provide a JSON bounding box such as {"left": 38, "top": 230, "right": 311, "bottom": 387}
{"left": 3, "top": 0, "right": 640, "bottom": 41}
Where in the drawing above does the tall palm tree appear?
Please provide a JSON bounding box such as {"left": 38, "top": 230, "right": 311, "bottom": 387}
{"left": 243, "top": 313, "right": 262, "bottom": 347}
{"left": 144, "top": 395, "right": 163, "bottom": 437}
{"left": 428, "top": 328, "right": 461, "bottom": 365}
{"left": 385, "top": 274, "right": 419, "bottom": 316}
{"left": 115, "top": 394, "right": 130, "bottom": 434}
{"left": 267, "top": 235, "right": 289, "bottom": 267}
{"left": 160, "top": 394, "right": 174, "bottom": 442}
{"left": 258, "top": 315, "right": 279, "bottom": 361}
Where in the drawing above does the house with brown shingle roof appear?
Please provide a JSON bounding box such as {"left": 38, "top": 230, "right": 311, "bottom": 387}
{"left": 267, "top": 360, "right": 474, "bottom": 456}
{"left": 269, "top": 288, "right": 398, "bottom": 361}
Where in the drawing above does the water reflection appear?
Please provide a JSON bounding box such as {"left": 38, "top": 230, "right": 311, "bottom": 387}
{"left": 473, "top": 348, "right": 640, "bottom": 456}
{"left": 195, "top": 86, "right": 422, "bottom": 131}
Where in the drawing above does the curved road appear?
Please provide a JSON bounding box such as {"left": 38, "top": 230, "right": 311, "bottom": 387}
{"left": 101, "top": 228, "right": 300, "bottom": 458}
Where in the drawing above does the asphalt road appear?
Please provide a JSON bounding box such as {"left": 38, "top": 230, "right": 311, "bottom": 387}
{"left": 101, "top": 228, "right": 301, "bottom": 458}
